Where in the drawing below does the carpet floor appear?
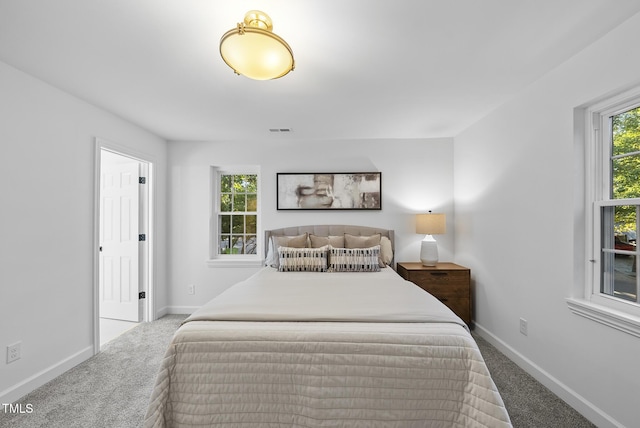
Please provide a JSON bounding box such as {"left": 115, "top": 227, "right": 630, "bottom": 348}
{"left": 472, "top": 333, "right": 595, "bottom": 428}
{"left": 0, "top": 315, "right": 595, "bottom": 428}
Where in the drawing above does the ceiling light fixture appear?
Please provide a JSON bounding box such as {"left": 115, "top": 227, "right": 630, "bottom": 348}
{"left": 219, "top": 10, "right": 295, "bottom": 80}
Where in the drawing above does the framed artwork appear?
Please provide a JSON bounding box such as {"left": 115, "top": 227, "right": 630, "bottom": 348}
{"left": 277, "top": 172, "right": 381, "bottom": 210}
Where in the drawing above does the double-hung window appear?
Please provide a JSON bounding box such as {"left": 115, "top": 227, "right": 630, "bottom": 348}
{"left": 209, "top": 168, "right": 261, "bottom": 266}
{"left": 577, "top": 88, "right": 640, "bottom": 332}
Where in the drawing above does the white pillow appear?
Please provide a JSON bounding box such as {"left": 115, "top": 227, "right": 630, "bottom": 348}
{"left": 379, "top": 236, "right": 393, "bottom": 266}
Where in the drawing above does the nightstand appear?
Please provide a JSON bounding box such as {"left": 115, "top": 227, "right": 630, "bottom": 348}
{"left": 396, "top": 262, "right": 471, "bottom": 325}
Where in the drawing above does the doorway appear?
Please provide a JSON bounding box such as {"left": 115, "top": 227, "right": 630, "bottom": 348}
{"left": 94, "top": 142, "right": 154, "bottom": 352}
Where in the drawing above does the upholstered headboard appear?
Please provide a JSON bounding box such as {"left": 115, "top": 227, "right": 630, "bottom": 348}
{"left": 264, "top": 225, "right": 394, "bottom": 263}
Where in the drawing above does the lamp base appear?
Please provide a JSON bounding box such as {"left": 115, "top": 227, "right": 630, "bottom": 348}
{"left": 420, "top": 236, "right": 438, "bottom": 266}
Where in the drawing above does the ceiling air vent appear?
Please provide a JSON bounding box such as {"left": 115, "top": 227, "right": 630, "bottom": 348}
{"left": 269, "top": 128, "right": 292, "bottom": 133}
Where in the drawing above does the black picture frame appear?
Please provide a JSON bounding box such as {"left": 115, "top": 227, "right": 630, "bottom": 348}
{"left": 276, "top": 172, "right": 382, "bottom": 210}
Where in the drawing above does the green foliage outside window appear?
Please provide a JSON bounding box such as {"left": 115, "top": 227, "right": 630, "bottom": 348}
{"left": 611, "top": 106, "right": 640, "bottom": 235}
{"left": 218, "top": 174, "right": 258, "bottom": 255}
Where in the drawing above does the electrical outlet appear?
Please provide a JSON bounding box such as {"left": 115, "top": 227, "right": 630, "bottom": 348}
{"left": 7, "top": 342, "right": 21, "bottom": 363}
{"left": 519, "top": 318, "right": 528, "bottom": 336}
{"left": 188, "top": 284, "right": 195, "bottom": 295}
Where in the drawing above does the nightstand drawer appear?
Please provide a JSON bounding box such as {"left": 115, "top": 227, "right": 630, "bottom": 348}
{"left": 439, "top": 298, "right": 471, "bottom": 324}
{"left": 408, "top": 271, "right": 469, "bottom": 288}
{"left": 412, "top": 281, "right": 468, "bottom": 298}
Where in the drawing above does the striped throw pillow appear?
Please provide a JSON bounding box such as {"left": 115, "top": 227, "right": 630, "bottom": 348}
{"left": 278, "top": 246, "right": 328, "bottom": 272}
{"left": 329, "top": 245, "right": 381, "bottom": 272}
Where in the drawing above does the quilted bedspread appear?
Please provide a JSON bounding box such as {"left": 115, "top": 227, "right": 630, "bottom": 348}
{"left": 144, "top": 269, "right": 512, "bottom": 427}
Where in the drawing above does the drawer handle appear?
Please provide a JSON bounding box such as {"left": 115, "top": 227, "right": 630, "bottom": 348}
{"left": 437, "top": 297, "right": 449, "bottom": 302}
{"left": 430, "top": 272, "right": 449, "bottom": 277}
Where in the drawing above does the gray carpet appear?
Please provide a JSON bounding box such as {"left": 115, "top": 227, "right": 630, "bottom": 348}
{"left": 0, "top": 315, "right": 595, "bottom": 428}
{"left": 0, "top": 315, "right": 185, "bottom": 428}
{"left": 472, "top": 333, "right": 595, "bottom": 428}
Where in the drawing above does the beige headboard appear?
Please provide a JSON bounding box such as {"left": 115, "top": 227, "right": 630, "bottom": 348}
{"left": 264, "top": 225, "right": 394, "bottom": 262}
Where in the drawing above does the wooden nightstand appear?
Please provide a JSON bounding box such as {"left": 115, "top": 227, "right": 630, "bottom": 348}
{"left": 396, "top": 262, "right": 471, "bottom": 325}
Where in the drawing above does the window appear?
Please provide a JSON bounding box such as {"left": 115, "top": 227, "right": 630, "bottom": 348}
{"left": 572, "top": 87, "right": 640, "bottom": 334}
{"left": 593, "top": 102, "right": 640, "bottom": 307}
{"left": 209, "top": 168, "right": 261, "bottom": 266}
{"left": 218, "top": 173, "right": 258, "bottom": 255}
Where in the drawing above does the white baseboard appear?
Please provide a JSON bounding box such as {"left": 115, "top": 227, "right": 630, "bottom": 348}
{"left": 155, "top": 305, "right": 169, "bottom": 319}
{"left": 474, "top": 323, "right": 623, "bottom": 428}
{"left": 0, "top": 346, "right": 93, "bottom": 405}
{"left": 157, "top": 306, "right": 198, "bottom": 316}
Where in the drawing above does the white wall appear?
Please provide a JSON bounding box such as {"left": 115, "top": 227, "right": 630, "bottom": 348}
{"left": 0, "top": 61, "right": 168, "bottom": 403}
{"left": 454, "top": 12, "right": 640, "bottom": 428}
{"left": 166, "top": 138, "right": 455, "bottom": 310}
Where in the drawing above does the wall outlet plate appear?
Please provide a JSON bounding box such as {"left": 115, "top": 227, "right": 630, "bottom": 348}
{"left": 519, "top": 318, "right": 528, "bottom": 336}
{"left": 7, "top": 342, "right": 21, "bottom": 363}
{"left": 188, "top": 284, "right": 195, "bottom": 295}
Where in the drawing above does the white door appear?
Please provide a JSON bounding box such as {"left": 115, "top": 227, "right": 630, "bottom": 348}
{"left": 99, "top": 157, "right": 141, "bottom": 322}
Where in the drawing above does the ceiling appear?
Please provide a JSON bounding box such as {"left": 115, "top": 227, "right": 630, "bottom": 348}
{"left": 1, "top": 0, "right": 639, "bottom": 142}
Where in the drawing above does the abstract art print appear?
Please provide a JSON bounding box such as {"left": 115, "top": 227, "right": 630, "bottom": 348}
{"left": 277, "top": 172, "right": 381, "bottom": 210}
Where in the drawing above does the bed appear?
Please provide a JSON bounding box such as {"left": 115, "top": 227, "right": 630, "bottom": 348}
{"left": 144, "top": 225, "right": 511, "bottom": 427}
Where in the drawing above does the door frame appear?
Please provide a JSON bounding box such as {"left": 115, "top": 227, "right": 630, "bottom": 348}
{"left": 93, "top": 138, "right": 156, "bottom": 354}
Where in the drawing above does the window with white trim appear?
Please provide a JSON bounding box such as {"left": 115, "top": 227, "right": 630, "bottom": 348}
{"left": 583, "top": 88, "right": 640, "bottom": 323}
{"left": 209, "top": 168, "right": 260, "bottom": 265}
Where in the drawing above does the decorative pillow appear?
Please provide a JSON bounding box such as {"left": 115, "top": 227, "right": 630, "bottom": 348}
{"left": 278, "top": 245, "right": 328, "bottom": 272}
{"left": 329, "top": 245, "right": 381, "bottom": 272}
{"left": 266, "top": 234, "right": 308, "bottom": 267}
{"left": 344, "top": 233, "right": 389, "bottom": 267}
{"left": 344, "top": 233, "right": 381, "bottom": 249}
{"left": 309, "top": 234, "right": 345, "bottom": 248}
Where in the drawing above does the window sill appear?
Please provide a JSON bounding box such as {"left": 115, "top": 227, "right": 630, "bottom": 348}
{"left": 566, "top": 297, "right": 640, "bottom": 338}
{"left": 206, "top": 258, "right": 264, "bottom": 268}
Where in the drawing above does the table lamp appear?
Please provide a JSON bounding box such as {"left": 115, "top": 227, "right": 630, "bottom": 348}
{"left": 416, "top": 212, "right": 446, "bottom": 266}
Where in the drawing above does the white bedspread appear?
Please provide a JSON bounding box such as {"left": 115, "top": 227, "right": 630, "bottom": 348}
{"left": 144, "top": 268, "right": 512, "bottom": 428}
{"left": 185, "top": 267, "right": 465, "bottom": 325}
